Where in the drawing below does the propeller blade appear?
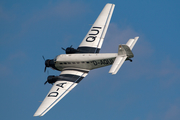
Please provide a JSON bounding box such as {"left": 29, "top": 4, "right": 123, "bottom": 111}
{"left": 42, "top": 56, "right": 45, "bottom": 61}
{"left": 44, "top": 67, "right": 47, "bottom": 72}
{"left": 61, "top": 47, "right": 66, "bottom": 51}
{"left": 44, "top": 81, "right": 48, "bottom": 85}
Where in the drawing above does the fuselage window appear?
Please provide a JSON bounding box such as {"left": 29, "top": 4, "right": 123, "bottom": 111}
{"left": 77, "top": 62, "right": 80, "bottom": 64}
{"left": 72, "top": 62, "right": 75, "bottom": 64}
{"left": 86, "top": 62, "right": 89, "bottom": 64}
{"left": 68, "top": 62, "right": 71, "bottom": 64}
{"left": 81, "top": 61, "right": 85, "bottom": 63}
{"left": 59, "top": 63, "right": 63, "bottom": 64}
{"left": 64, "top": 62, "right": 67, "bottom": 64}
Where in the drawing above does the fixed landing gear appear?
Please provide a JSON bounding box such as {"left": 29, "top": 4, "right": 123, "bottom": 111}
{"left": 126, "top": 58, "right": 133, "bottom": 62}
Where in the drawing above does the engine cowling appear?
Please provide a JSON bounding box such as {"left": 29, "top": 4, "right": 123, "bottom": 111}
{"left": 62, "top": 45, "right": 80, "bottom": 54}
{"left": 44, "top": 75, "right": 58, "bottom": 85}
{"left": 65, "top": 47, "right": 79, "bottom": 54}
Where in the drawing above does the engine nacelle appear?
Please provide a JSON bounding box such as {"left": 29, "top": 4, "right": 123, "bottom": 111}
{"left": 44, "top": 75, "right": 59, "bottom": 85}
{"left": 65, "top": 47, "right": 79, "bottom": 54}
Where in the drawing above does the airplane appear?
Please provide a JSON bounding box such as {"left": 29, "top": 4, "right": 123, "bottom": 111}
{"left": 34, "top": 3, "right": 139, "bottom": 117}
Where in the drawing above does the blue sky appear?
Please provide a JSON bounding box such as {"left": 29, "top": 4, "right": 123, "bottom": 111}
{"left": 1, "top": 0, "right": 180, "bottom": 119}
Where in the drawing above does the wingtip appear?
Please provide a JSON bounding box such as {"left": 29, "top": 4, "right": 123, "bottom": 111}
{"left": 135, "top": 36, "right": 139, "bottom": 40}
{"left": 106, "top": 3, "right": 115, "bottom": 6}
{"left": 109, "top": 71, "right": 116, "bottom": 75}
{"left": 33, "top": 111, "right": 43, "bottom": 117}
{"left": 33, "top": 114, "right": 42, "bottom": 117}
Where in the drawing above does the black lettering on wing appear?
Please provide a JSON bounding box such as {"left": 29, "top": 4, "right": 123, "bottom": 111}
{"left": 86, "top": 26, "right": 101, "bottom": 42}
{"left": 86, "top": 36, "right": 97, "bottom": 42}
{"left": 56, "top": 82, "right": 67, "bottom": 88}
{"left": 89, "top": 29, "right": 99, "bottom": 35}
{"left": 48, "top": 92, "right": 58, "bottom": 97}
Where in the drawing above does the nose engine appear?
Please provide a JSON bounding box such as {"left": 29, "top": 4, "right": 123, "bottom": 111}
{"left": 44, "top": 59, "right": 55, "bottom": 72}
{"left": 42, "top": 56, "right": 60, "bottom": 85}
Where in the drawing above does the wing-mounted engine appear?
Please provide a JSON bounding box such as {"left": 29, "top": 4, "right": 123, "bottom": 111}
{"left": 44, "top": 75, "right": 60, "bottom": 85}
{"left": 61, "top": 45, "right": 98, "bottom": 54}
{"left": 62, "top": 45, "right": 79, "bottom": 54}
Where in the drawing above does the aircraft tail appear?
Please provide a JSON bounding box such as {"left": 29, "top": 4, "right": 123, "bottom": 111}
{"left": 109, "top": 37, "right": 139, "bottom": 74}
{"left": 126, "top": 36, "right": 139, "bottom": 50}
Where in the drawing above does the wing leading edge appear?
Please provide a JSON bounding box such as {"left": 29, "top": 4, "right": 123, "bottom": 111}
{"left": 34, "top": 69, "right": 88, "bottom": 117}
{"left": 77, "top": 3, "right": 115, "bottom": 53}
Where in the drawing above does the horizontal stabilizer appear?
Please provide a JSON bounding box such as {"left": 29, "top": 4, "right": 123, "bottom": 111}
{"left": 126, "top": 37, "right": 139, "bottom": 50}
{"left": 109, "top": 56, "right": 127, "bottom": 74}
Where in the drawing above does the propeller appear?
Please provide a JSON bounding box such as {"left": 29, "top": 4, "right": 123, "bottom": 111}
{"left": 42, "top": 56, "right": 47, "bottom": 72}
{"left": 44, "top": 70, "right": 49, "bottom": 85}
{"left": 44, "top": 80, "right": 48, "bottom": 85}
{"left": 42, "top": 56, "right": 45, "bottom": 61}
{"left": 61, "top": 47, "right": 66, "bottom": 51}
{"left": 61, "top": 45, "right": 73, "bottom": 54}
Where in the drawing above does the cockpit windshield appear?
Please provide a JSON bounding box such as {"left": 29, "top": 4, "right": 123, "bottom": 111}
{"left": 54, "top": 55, "right": 58, "bottom": 61}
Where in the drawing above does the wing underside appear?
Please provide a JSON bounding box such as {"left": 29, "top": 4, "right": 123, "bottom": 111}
{"left": 77, "top": 3, "right": 115, "bottom": 53}
{"left": 34, "top": 69, "right": 88, "bottom": 117}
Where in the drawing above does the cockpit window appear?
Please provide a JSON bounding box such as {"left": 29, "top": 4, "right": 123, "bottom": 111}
{"left": 54, "top": 55, "right": 58, "bottom": 61}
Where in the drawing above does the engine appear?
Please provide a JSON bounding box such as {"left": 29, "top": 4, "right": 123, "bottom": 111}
{"left": 65, "top": 47, "right": 79, "bottom": 54}
{"left": 62, "top": 46, "right": 79, "bottom": 54}
{"left": 44, "top": 75, "right": 60, "bottom": 85}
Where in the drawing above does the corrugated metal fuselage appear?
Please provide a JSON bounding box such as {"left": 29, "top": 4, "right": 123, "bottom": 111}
{"left": 54, "top": 53, "right": 118, "bottom": 71}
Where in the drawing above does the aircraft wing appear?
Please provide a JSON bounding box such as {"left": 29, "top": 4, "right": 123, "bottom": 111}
{"left": 77, "top": 3, "right": 115, "bottom": 53}
{"left": 34, "top": 69, "right": 88, "bottom": 117}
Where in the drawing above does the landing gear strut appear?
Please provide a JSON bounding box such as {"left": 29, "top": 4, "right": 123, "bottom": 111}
{"left": 126, "top": 58, "right": 133, "bottom": 62}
